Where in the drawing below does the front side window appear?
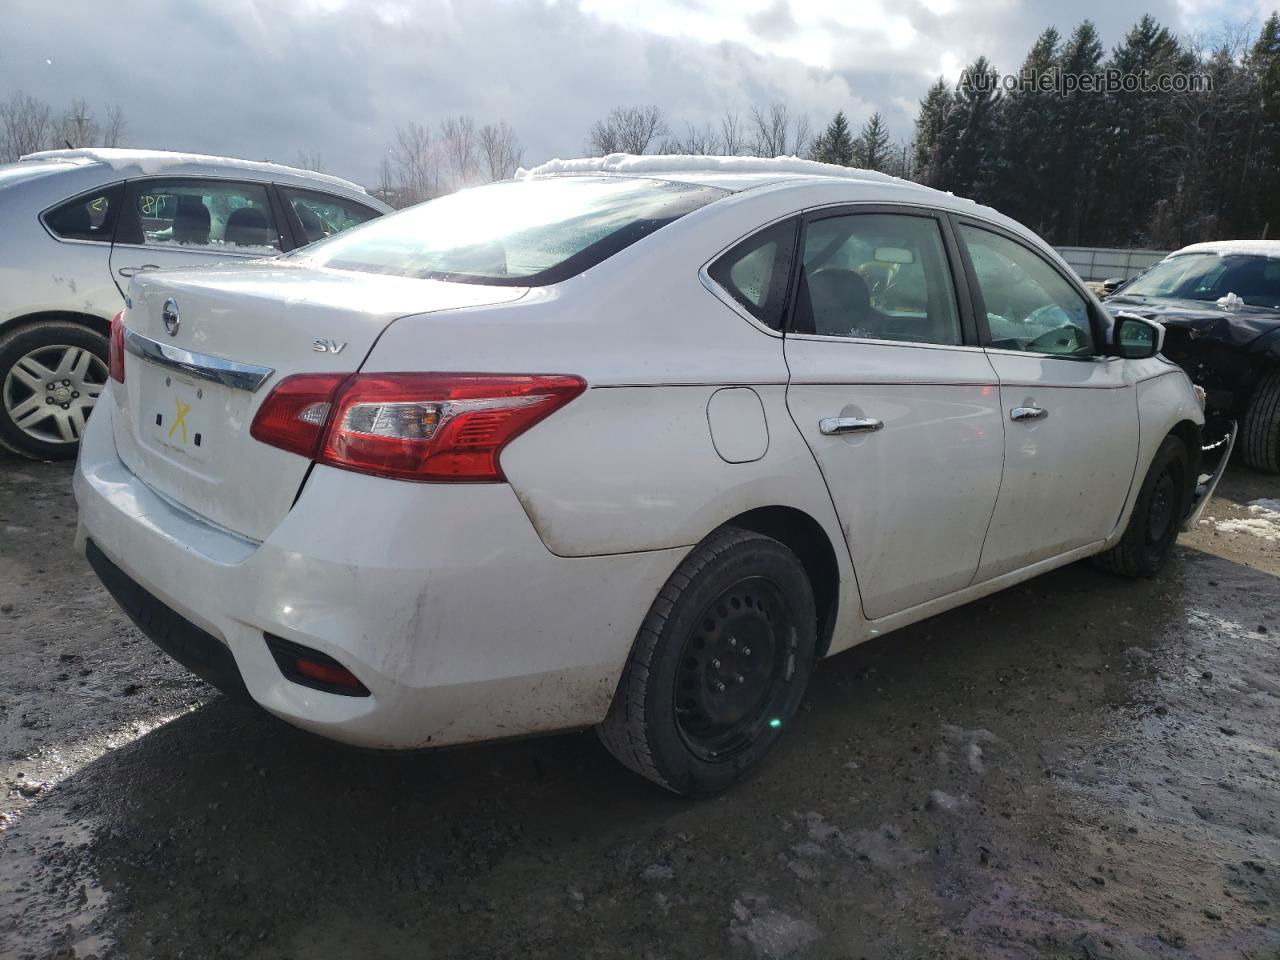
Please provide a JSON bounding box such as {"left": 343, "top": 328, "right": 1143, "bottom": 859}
{"left": 45, "top": 183, "right": 124, "bottom": 242}
{"left": 707, "top": 218, "right": 797, "bottom": 330}
{"left": 1122, "top": 253, "right": 1280, "bottom": 309}
{"left": 282, "top": 187, "right": 380, "bottom": 245}
{"left": 291, "top": 176, "right": 727, "bottom": 285}
{"left": 127, "top": 180, "right": 281, "bottom": 254}
{"left": 791, "top": 212, "right": 962, "bottom": 345}
{"left": 959, "top": 225, "right": 1095, "bottom": 357}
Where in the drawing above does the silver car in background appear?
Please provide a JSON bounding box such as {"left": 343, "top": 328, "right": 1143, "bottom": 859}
{"left": 0, "top": 148, "right": 390, "bottom": 460}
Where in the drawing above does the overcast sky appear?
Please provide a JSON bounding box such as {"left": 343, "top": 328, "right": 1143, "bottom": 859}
{"left": 0, "top": 0, "right": 1265, "bottom": 187}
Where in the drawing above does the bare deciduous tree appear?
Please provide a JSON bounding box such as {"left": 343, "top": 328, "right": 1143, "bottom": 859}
{"left": 479, "top": 121, "right": 522, "bottom": 180}
{"left": 0, "top": 90, "right": 52, "bottom": 161}
{"left": 439, "top": 115, "right": 478, "bottom": 187}
{"left": 720, "top": 112, "right": 747, "bottom": 155}
{"left": 57, "top": 98, "right": 99, "bottom": 149}
{"left": 660, "top": 121, "right": 722, "bottom": 155}
{"left": 295, "top": 149, "right": 326, "bottom": 172}
{"left": 588, "top": 105, "right": 668, "bottom": 155}
{"left": 748, "top": 103, "right": 811, "bottom": 157}
{"left": 389, "top": 121, "right": 438, "bottom": 204}
{"left": 103, "top": 104, "right": 126, "bottom": 148}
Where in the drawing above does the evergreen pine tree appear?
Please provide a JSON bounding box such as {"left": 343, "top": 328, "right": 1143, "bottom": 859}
{"left": 855, "top": 112, "right": 891, "bottom": 170}
{"left": 938, "top": 57, "right": 1003, "bottom": 202}
{"left": 912, "top": 78, "right": 952, "bottom": 185}
{"left": 993, "top": 27, "right": 1060, "bottom": 230}
{"left": 811, "top": 111, "right": 856, "bottom": 165}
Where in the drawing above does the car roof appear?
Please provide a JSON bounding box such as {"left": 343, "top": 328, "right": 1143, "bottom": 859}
{"left": 516, "top": 153, "right": 962, "bottom": 200}
{"left": 1171, "top": 240, "right": 1280, "bottom": 260}
{"left": 19, "top": 147, "right": 375, "bottom": 200}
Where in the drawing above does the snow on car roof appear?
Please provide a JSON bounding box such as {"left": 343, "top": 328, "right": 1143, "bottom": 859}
{"left": 20, "top": 147, "right": 369, "bottom": 195}
{"left": 517, "top": 153, "right": 936, "bottom": 193}
{"left": 1171, "top": 240, "right": 1280, "bottom": 259}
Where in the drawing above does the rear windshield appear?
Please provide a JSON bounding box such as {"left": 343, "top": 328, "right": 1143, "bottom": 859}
{"left": 1122, "top": 252, "right": 1280, "bottom": 308}
{"left": 290, "top": 176, "right": 727, "bottom": 285}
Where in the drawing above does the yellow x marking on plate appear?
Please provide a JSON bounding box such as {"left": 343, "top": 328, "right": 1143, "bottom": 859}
{"left": 167, "top": 397, "right": 191, "bottom": 444}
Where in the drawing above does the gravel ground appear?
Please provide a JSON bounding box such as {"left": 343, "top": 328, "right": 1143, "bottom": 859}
{"left": 1, "top": 454, "right": 1278, "bottom": 960}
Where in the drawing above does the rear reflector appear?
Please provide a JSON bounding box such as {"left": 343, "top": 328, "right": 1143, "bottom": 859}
{"left": 108, "top": 311, "right": 125, "bottom": 383}
{"left": 264, "top": 634, "right": 370, "bottom": 697}
{"left": 251, "top": 372, "right": 586, "bottom": 482}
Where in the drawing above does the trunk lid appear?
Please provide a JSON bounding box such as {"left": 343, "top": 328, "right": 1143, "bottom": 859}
{"left": 112, "top": 261, "right": 527, "bottom": 541}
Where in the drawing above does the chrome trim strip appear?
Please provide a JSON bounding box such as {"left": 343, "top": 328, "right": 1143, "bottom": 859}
{"left": 123, "top": 328, "right": 275, "bottom": 392}
{"left": 1182, "top": 420, "right": 1237, "bottom": 532}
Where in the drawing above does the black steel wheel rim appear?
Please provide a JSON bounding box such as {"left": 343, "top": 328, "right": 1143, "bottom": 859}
{"left": 673, "top": 576, "right": 797, "bottom": 763}
{"left": 1147, "top": 468, "right": 1177, "bottom": 545}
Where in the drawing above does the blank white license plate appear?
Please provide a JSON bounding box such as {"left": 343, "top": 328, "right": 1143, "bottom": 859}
{"left": 149, "top": 376, "right": 211, "bottom": 461}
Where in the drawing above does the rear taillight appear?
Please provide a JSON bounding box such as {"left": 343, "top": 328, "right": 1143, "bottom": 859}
{"left": 249, "top": 373, "right": 347, "bottom": 458}
{"left": 250, "top": 372, "right": 586, "bottom": 482}
{"left": 108, "top": 311, "right": 125, "bottom": 383}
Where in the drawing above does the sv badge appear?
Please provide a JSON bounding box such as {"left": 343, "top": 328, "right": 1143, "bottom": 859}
{"left": 312, "top": 338, "right": 347, "bottom": 354}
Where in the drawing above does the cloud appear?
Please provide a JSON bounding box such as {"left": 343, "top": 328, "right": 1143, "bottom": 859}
{"left": 0, "top": 0, "right": 1222, "bottom": 188}
{"left": 748, "top": 1, "right": 800, "bottom": 38}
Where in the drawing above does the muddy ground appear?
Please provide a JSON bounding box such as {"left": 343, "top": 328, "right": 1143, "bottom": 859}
{"left": 1, "top": 455, "right": 1278, "bottom": 960}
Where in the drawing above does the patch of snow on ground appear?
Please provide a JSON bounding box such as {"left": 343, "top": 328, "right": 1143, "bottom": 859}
{"left": 1206, "top": 499, "right": 1280, "bottom": 540}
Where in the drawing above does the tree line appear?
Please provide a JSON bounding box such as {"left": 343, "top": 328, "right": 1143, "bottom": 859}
{"left": 912, "top": 12, "right": 1280, "bottom": 247}
{"left": 10, "top": 11, "right": 1280, "bottom": 248}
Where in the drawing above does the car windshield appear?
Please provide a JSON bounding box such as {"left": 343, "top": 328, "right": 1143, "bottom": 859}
{"left": 290, "top": 176, "right": 727, "bottom": 285}
{"left": 1121, "top": 252, "right": 1280, "bottom": 308}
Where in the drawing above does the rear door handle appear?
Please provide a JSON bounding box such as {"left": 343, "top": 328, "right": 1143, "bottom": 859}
{"left": 117, "top": 264, "right": 159, "bottom": 278}
{"left": 819, "top": 416, "right": 884, "bottom": 436}
{"left": 1010, "top": 406, "right": 1048, "bottom": 421}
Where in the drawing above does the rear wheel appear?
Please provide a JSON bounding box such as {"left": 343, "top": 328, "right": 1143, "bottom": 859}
{"left": 0, "top": 321, "right": 108, "bottom": 460}
{"left": 1241, "top": 369, "right": 1280, "bottom": 473}
{"left": 1093, "top": 435, "right": 1190, "bottom": 577}
{"left": 598, "top": 527, "right": 816, "bottom": 796}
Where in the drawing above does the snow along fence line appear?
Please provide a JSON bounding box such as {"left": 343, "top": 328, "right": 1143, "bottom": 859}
{"left": 1055, "top": 246, "right": 1169, "bottom": 282}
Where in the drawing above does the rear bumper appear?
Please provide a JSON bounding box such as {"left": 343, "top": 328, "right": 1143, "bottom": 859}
{"left": 74, "top": 397, "right": 685, "bottom": 748}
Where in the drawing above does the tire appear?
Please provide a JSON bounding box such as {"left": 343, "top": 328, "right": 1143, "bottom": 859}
{"left": 0, "top": 320, "right": 109, "bottom": 461}
{"left": 598, "top": 527, "right": 817, "bottom": 797}
{"left": 1093, "top": 435, "right": 1190, "bottom": 578}
{"left": 1240, "top": 368, "right": 1280, "bottom": 473}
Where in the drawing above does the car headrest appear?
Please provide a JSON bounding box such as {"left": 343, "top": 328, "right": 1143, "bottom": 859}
{"left": 224, "top": 206, "right": 273, "bottom": 248}
{"left": 173, "top": 195, "right": 211, "bottom": 246}
{"left": 807, "top": 268, "right": 871, "bottom": 336}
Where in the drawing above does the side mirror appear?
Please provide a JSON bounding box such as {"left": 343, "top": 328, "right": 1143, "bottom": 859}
{"left": 1111, "top": 312, "right": 1164, "bottom": 360}
{"left": 1101, "top": 277, "right": 1125, "bottom": 296}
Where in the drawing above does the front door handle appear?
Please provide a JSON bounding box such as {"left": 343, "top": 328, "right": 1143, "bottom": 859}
{"left": 819, "top": 416, "right": 884, "bottom": 436}
{"left": 1010, "top": 406, "right": 1048, "bottom": 422}
{"left": 117, "top": 264, "right": 160, "bottom": 278}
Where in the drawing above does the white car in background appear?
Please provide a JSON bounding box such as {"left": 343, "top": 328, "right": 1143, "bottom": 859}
{"left": 0, "top": 148, "right": 391, "bottom": 459}
{"left": 74, "top": 155, "right": 1222, "bottom": 796}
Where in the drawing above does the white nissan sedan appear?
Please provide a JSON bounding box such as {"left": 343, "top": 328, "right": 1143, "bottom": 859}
{"left": 74, "top": 155, "right": 1222, "bottom": 796}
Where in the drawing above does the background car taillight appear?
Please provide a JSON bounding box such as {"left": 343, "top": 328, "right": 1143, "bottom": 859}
{"left": 251, "top": 372, "right": 586, "bottom": 482}
{"left": 108, "top": 311, "right": 126, "bottom": 383}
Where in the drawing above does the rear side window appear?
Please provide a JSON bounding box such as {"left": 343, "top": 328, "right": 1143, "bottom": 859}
{"left": 44, "top": 183, "right": 124, "bottom": 242}
{"left": 292, "top": 176, "right": 727, "bottom": 285}
{"left": 122, "top": 179, "right": 281, "bottom": 254}
{"left": 792, "top": 213, "right": 961, "bottom": 345}
{"left": 282, "top": 187, "right": 380, "bottom": 245}
{"left": 707, "top": 219, "right": 798, "bottom": 330}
